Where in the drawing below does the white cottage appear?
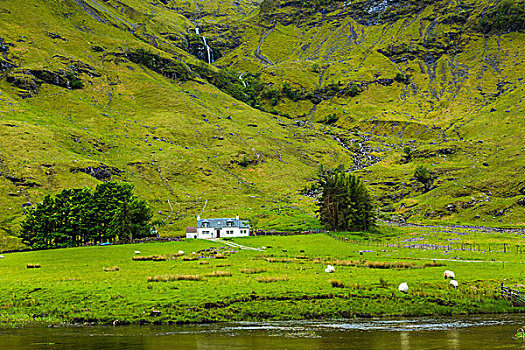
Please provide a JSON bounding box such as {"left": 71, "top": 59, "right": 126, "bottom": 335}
{"left": 186, "top": 215, "right": 250, "bottom": 239}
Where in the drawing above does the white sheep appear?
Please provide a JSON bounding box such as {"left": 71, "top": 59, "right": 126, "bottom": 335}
{"left": 450, "top": 280, "right": 458, "bottom": 288}
{"left": 0, "top": 255, "right": 4, "bottom": 259}
{"left": 444, "top": 270, "right": 455, "bottom": 279}
{"left": 178, "top": 250, "right": 185, "bottom": 255}
{"left": 398, "top": 282, "right": 408, "bottom": 293}
{"left": 134, "top": 251, "right": 141, "bottom": 254}
{"left": 324, "top": 265, "right": 335, "bottom": 273}
{"left": 260, "top": 246, "right": 267, "bottom": 250}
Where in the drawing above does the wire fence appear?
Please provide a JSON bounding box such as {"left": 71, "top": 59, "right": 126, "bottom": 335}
{"left": 326, "top": 232, "right": 525, "bottom": 254}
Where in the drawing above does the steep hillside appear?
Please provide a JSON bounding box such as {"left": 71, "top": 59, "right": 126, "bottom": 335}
{"left": 0, "top": 0, "right": 351, "bottom": 249}
{"left": 207, "top": 0, "right": 525, "bottom": 226}
{"left": 0, "top": 0, "right": 523, "bottom": 249}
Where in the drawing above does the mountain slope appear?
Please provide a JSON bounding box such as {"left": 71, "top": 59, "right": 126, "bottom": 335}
{"left": 208, "top": 0, "right": 525, "bottom": 225}
{"left": 0, "top": 0, "right": 523, "bottom": 250}
{"left": 0, "top": 0, "right": 351, "bottom": 249}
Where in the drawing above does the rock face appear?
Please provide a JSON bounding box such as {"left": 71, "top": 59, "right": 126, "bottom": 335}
{"left": 0, "top": 37, "right": 15, "bottom": 72}
{"left": 184, "top": 33, "right": 222, "bottom": 64}
{"left": 70, "top": 165, "right": 123, "bottom": 182}
{"left": 6, "top": 70, "right": 83, "bottom": 97}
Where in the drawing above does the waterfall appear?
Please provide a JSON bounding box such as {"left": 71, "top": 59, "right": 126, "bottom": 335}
{"left": 195, "top": 27, "right": 213, "bottom": 64}
{"left": 202, "top": 36, "right": 213, "bottom": 65}
{"left": 239, "top": 74, "right": 247, "bottom": 88}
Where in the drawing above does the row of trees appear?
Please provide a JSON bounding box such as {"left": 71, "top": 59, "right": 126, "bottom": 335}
{"left": 21, "top": 166, "right": 430, "bottom": 248}
{"left": 21, "top": 182, "right": 157, "bottom": 249}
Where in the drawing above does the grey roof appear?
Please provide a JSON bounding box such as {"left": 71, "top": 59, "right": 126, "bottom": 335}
{"left": 197, "top": 218, "right": 250, "bottom": 229}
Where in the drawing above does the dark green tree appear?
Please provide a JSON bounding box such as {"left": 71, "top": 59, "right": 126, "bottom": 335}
{"left": 20, "top": 182, "right": 155, "bottom": 249}
{"left": 317, "top": 169, "right": 376, "bottom": 231}
{"left": 20, "top": 195, "right": 57, "bottom": 249}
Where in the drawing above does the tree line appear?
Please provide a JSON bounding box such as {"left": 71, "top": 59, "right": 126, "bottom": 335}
{"left": 21, "top": 182, "right": 157, "bottom": 249}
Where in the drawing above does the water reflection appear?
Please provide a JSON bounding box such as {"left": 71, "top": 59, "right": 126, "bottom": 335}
{"left": 1, "top": 315, "right": 525, "bottom": 350}
{"left": 448, "top": 329, "right": 459, "bottom": 350}
{"left": 400, "top": 331, "right": 410, "bottom": 350}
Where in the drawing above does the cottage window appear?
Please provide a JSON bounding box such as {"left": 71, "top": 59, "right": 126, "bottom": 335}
{"left": 226, "top": 221, "right": 234, "bottom": 227}
{"left": 202, "top": 222, "right": 210, "bottom": 228}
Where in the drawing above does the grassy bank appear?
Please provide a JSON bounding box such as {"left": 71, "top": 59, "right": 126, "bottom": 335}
{"left": 0, "top": 227, "right": 524, "bottom": 327}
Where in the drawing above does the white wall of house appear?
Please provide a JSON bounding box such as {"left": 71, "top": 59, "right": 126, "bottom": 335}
{"left": 196, "top": 227, "right": 249, "bottom": 239}
{"left": 187, "top": 216, "right": 250, "bottom": 239}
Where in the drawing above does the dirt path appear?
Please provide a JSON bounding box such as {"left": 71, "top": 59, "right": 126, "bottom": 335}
{"left": 205, "top": 238, "right": 261, "bottom": 251}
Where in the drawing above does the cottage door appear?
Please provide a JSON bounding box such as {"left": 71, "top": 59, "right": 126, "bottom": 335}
{"left": 216, "top": 229, "right": 221, "bottom": 238}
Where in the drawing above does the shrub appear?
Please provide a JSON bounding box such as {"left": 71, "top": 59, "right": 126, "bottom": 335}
{"left": 379, "top": 277, "right": 388, "bottom": 288}
{"left": 323, "top": 113, "right": 338, "bottom": 125}
{"left": 414, "top": 165, "right": 434, "bottom": 191}
{"left": 394, "top": 72, "right": 411, "bottom": 84}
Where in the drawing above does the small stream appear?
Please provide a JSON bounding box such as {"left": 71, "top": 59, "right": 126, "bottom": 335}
{"left": 1, "top": 314, "right": 524, "bottom": 349}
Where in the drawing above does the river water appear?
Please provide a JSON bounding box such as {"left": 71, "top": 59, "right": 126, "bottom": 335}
{"left": 1, "top": 315, "right": 524, "bottom": 349}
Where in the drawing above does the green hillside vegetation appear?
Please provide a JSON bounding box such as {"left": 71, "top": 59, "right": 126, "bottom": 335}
{"left": 0, "top": 230, "right": 524, "bottom": 325}
{"left": 0, "top": 0, "right": 524, "bottom": 250}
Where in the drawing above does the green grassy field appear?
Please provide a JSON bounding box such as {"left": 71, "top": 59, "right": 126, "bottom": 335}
{"left": 1, "top": 227, "right": 523, "bottom": 327}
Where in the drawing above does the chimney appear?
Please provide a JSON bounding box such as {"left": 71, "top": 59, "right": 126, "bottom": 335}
{"left": 197, "top": 215, "right": 200, "bottom": 221}
{"left": 235, "top": 214, "right": 239, "bottom": 220}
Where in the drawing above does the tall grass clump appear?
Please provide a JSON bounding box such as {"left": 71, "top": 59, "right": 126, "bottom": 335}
{"left": 103, "top": 266, "right": 119, "bottom": 272}
{"left": 329, "top": 279, "right": 346, "bottom": 288}
{"left": 147, "top": 274, "right": 203, "bottom": 282}
{"left": 205, "top": 271, "right": 232, "bottom": 277}
{"left": 241, "top": 268, "right": 267, "bottom": 274}
{"left": 256, "top": 276, "right": 288, "bottom": 283}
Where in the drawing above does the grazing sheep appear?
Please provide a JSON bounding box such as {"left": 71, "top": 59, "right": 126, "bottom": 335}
{"left": 325, "top": 265, "right": 335, "bottom": 273}
{"left": 178, "top": 250, "right": 185, "bottom": 255}
{"left": 450, "top": 280, "right": 458, "bottom": 288}
{"left": 0, "top": 255, "right": 4, "bottom": 259}
{"left": 134, "top": 251, "right": 141, "bottom": 254}
{"left": 261, "top": 246, "right": 267, "bottom": 250}
{"left": 398, "top": 282, "right": 408, "bottom": 293}
{"left": 444, "top": 270, "right": 455, "bottom": 279}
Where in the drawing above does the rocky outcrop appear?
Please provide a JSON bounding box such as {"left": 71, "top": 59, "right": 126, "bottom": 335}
{"left": 6, "top": 69, "right": 83, "bottom": 98}
{"left": 0, "top": 37, "right": 15, "bottom": 72}
{"left": 70, "top": 164, "right": 123, "bottom": 182}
